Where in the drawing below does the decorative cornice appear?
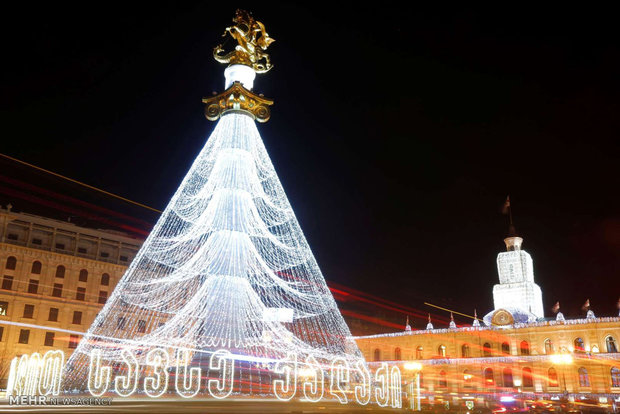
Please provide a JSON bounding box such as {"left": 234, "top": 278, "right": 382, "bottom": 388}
{"left": 353, "top": 316, "right": 620, "bottom": 340}
{"left": 202, "top": 81, "right": 273, "bottom": 123}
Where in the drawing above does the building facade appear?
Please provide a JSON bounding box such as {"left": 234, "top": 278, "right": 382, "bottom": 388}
{"left": 0, "top": 206, "right": 141, "bottom": 384}
{"left": 355, "top": 231, "right": 620, "bottom": 410}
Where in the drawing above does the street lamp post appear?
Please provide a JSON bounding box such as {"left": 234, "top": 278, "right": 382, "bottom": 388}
{"left": 550, "top": 354, "right": 574, "bottom": 409}
{"left": 404, "top": 362, "right": 423, "bottom": 411}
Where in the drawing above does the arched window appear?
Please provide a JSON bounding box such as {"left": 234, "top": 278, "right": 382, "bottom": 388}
{"left": 31, "top": 261, "right": 42, "bottom": 274}
{"left": 611, "top": 367, "right": 620, "bottom": 388}
{"left": 544, "top": 339, "right": 554, "bottom": 354}
{"left": 5, "top": 256, "right": 16, "bottom": 270}
{"left": 522, "top": 367, "right": 533, "bottom": 388}
{"left": 503, "top": 368, "right": 514, "bottom": 387}
{"left": 101, "top": 273, "right": 110, "bottom": 286}
{"left": 416, "top": 346, "right": 423, "bottom": 360}
{"left": 419, "top": 372, "right": 424, "bottom": 387}
{"left": 520, "top": 341, "right": 530, "bottom": 355}
{"left": 484, "top": 368, "right": 494, "bottom": 385}
{"left": 578, "top": 367, "right": 590, "bottom": 387}
{"left": 463, "top": 370, "right": 472, "bottom": 388}
{"left": 438, "top": 344, "right": 446, "bottom": 357}
{"left": 55, "top": 265, "right": 65, "bottom": 278}
{"left": 394, "top": 347, "right": 401, "bottom": 360}
{"left": 501, "top": 342, "right": 510, "bottom": 355}
{"left": 461, "top": 344, "right": 470, "bottom": 358}
{"left": 79, "top": 269, "right": 88, "bottom": 282}
{"left": 574, "top": 337, "right": 585, "bottom": 353}
{"left": 438, "top": 370, "right": 447, "bottom": 388}
{"left": 373, "top": 348, "right": 381, "bottom": 361}
{"left": 606, "top": 336, "right": 618, "bottom": 353}
{"left": 548, "top": 368, "right": 558, "bottom": 387}
{"left": 483, "top": 343, "right": 492, "bottom": 357}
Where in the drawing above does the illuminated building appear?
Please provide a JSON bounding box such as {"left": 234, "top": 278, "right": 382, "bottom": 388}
{"left": 355, "top": 229, "right": 620, "bottom": 408}
{"left": 0, "top": 205, "right": 140, "bottom": 385}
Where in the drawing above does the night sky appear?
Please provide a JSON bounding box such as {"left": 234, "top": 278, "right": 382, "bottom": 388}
{"left": 1, "top": 3, "right": 618, "bottom": 328}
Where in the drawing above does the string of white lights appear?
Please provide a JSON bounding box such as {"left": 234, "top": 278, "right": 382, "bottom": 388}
{"left": 63, "top": 111, "right": 365, "bottom": 395}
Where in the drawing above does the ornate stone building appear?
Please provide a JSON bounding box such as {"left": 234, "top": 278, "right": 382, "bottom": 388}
{"left": 355, "top": 231, "right": 620, "bottom": 409}
{"left": 0, "top": 206, "right": 141, "bottom": 384}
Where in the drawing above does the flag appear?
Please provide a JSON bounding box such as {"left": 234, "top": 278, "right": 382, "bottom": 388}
{"left": 501, "top": 196, "right": 511, "bottom": 215}
{"left": 551, "top": 302, "right": 560, "bottom": 314}
{"left": 582, "top": 299, "right": 590, "bottom": 311}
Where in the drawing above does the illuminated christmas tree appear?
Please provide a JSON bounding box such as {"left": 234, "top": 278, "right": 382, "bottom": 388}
{"left": 63, "top": 10, "right": 365, "bottom": 397}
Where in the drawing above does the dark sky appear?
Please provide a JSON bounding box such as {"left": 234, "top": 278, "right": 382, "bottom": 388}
{"left": 1, "top": 3, "right": 618, "bottom": 327}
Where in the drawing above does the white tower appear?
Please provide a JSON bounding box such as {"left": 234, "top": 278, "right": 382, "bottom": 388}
{"left": 492, "top": 231, "right": 544, "bottom": 319}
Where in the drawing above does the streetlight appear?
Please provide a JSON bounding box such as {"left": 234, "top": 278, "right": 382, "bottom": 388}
{"left": 404, "top": 362, "right": 423, "bottom": 411}
{"left": 550, "top": 354, "right": 574, "bottom": 406}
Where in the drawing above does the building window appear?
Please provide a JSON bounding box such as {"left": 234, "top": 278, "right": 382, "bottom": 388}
{"left": 101, "top": 273, "right": 110, "bottom": 286}
{"left": 484, "top": 368, "right": 494, "bottom": 385}
{"left": 520, "top": 340, "right": 530, "bottom": 355}
{"left": 72, "top": 311, "right": 82, "bottom": 325}
{"left": 7, "top": 233, "right": 18, "bottom": 240}
{"left": 100, "top": 252, "right": 109, "bottom": 258}
{"left": 77, "top": 247, "right": 87, "bottom": 254}
{"left": 48, "top": 307, "right": 59, "bottom": 322}
{"left": 55, "top": 265, "right": 65, "bottom": 278}
{"left": 5, "top": 256, "right": 16, "bottom": 270}
{"left": 76, "top": 287, "right": 86, "bottom": 301}
{"left": 611, "top": 367, "right": 620, "bottom": 388}
{"left": 578, "top": 367, "right": 590, "bottom": 387}
{"left": 394, "top": 347, "right": 401, "bottom": 360}
{"left": 44, "top": 332, "right": 55, "bottom": 347}
{"left": 548, "top": 368, "right": 559, "bottom": 387}
{"left": 137, "top": 320, "right": 147, "bottom": 333}
{"left": 120, "top": 255, "right": 128, "bottom": 262}
{"left": 23, "top": 304, "right": 34, "bottom": 318}
{"left": 52, "top": 283, "right": 63, "bottom": 297}
{"left": 0, "top": 301, "right": 8, "bottom": 316}
{"left": 544, "top": 339, "right": 554, "bottom": 354}
{"left": 438, "top": 370, "right": 447, "bottom": 388}
{"left": 31, "top": 238, "right": 42, "bottom": 245}
{"left": 117, "top": 317, "right": 126, "bottom": 330}
{"left": 55, "top": 243, "right": 65, "bottom": 250}
{"left": 501, "top": 342, "right": 510, "bottom": 355}
{"left": 0, "top": 326, "right": 3, "bottom": 341}
{"left": 98, "top": 291, "right": 108, "bottom": 304}
{"left": 574, "top": 337, "right": 585, "bottom": 353}
{"left": 27, "top": 279, "right": 39, "bottom": 294}
{"left": 463, "top": 370, "right": 472, "bottom": 388}
{"left": 2, "top": 275, "right": 14, "bottom": 290}
{"left": 31, "top": 261, "right": 42, "bottom": 274}
{"left": 522, "top": 367, "right": 533, "bottom": 388}
{"left": 503, "top": 368, "right": 514, "bottom": 387}
{"left": 438, "top": 345, "right": 446, "bottom": 357}
{"left": 606, "top": 336, "right": 618, "bottom": 353}
{"left": 68, "top": 335, "right": 79, "bottom": 349}
{"left": 416, "top": 346, "right": 423, "bottom": 360}
{"left": 78, "top": 269, "right": 88, "bottom": 282}
{"left": 461, "top": 344, "right": 470, "bottom": 358}
{"left": 18, "top": 329, "right": 30, "bottom": 344}
{"left": 373, "top": 348, "right": 381, "bottom": 361}
{"left": 483, "top": 343, "right": 492, "bottom": 357}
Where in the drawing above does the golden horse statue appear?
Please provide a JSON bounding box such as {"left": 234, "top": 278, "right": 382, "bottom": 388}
{"left": 213, "top": 10, "right": 275, "bottom": 73}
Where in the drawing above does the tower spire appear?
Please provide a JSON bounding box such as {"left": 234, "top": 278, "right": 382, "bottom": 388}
{"left": 502, "top": 196, "right": 522, "bottom": 251}
{"left": 426, "top": 313, "right": 434, "bottom": 330}
{"left": 472, "top": 309, "right": 480, "bottom": 327}
{"left": 449, "top": 312, "right": 457, "bottom": 329}
{"left": 405, "top": 315, "right": 412, "bottom": 332}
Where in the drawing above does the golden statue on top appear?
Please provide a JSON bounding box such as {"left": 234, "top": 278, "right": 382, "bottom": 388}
{"left": 213, "top": 9, "right": 275, "bottom": 73}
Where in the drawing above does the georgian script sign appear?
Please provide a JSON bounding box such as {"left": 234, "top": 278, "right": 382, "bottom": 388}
{"left": 7, "top": 349, "right": 401, "bottom": 407}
